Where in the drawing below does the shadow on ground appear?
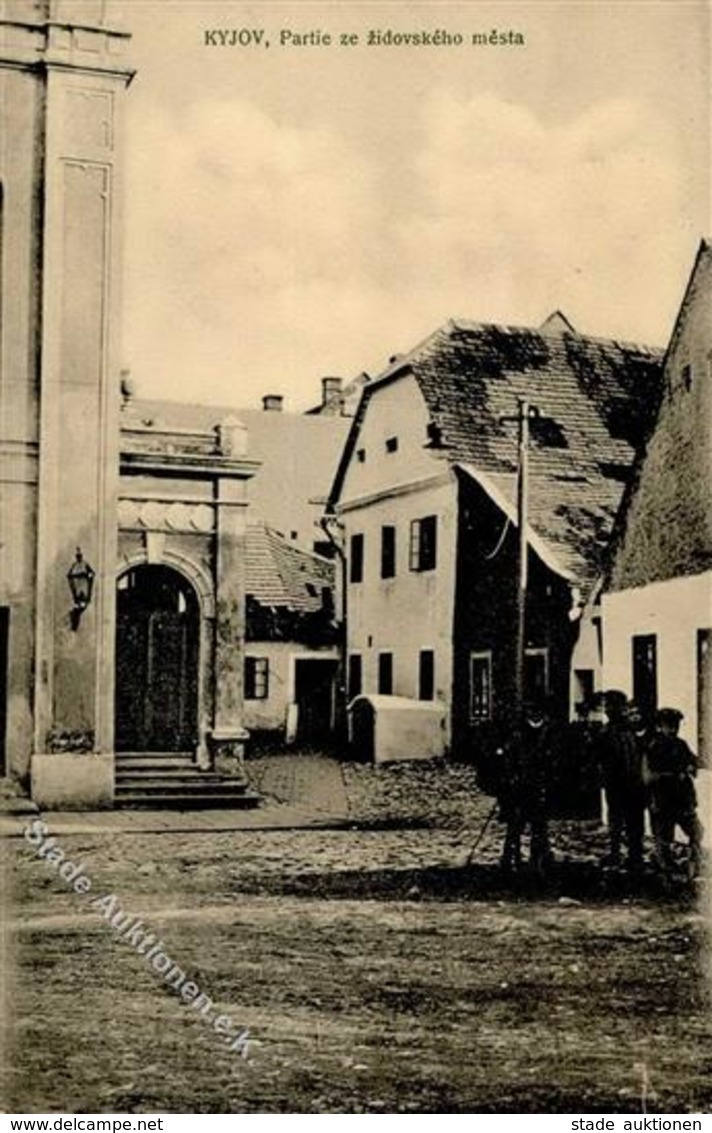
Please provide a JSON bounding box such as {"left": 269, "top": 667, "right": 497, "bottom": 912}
{"left": 230, "top": 860, "right": 700, "bottom": 905}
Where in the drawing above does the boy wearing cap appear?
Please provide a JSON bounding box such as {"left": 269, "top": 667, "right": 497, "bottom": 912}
{"left": 645, "top": 708, "right": 703, "bottom": 878}
{"left": 597, "top": 690, "right": 647, "bottom": 870}
{"left": 499, "top": 700, "right": 556, "bottom": 876}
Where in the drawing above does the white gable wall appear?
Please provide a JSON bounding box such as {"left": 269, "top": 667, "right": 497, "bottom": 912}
{"left": 338, "top": 374, "right": 458, "bottom": 749}
{"left": 340, "top": 373, "right": 444, "bottom": 500}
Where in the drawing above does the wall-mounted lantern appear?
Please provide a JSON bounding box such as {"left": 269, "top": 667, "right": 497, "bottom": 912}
{"left": 67, "top": 548, "right": 95, "bottom": 630}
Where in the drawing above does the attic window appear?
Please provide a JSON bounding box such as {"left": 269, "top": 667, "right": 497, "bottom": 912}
{"left": 529, "top": 417, "right": 568, "bottom": 449}
{"left": 356, "top": 448, "right": 366, "bottom": 463}
{"left": 681, "top": 363, "right": 692, "bottom": 391}
{"left": 385, "top": 436, "right": 399, "bottom": 454}
{"left": 598, "top": 461, "right": 629, "bottom": 483}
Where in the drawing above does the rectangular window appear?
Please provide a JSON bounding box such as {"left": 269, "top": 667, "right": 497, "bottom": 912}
{"left": 356, "top": 448, "right": 366, "bottom": 463}
{"left": 245, "top": 657, "right": 269, "bottom": 700}
{"left": 378, "top": 652, "right": 393, "bottom": 695}
{"left": 419, "top": 650, "right": 435, "bottom": 701}
{"left": 409, "top": 515, "right": 437, "bottom": 572}
{"left": 348, "top": 654, "right": 362, "bottom": 700}
{"left": 350, "top": 533, "right": 364, "bottom": 583}
{"left": 573, "top": 668, "right": 595, "bottom": 712}
{"left": 470, "top": 652, "right": 492, "bottom": 721}
{"left": 632, "top": 634, "right": 657, "bottom": 718}
{"left": 524, "top": 648, "right": 549, "bottom": 702}
{"left": 381, "top": 525, "right": 396, "bottom": 579}
{"left": 385, "top": 436, "right": 398, "bottom": 453}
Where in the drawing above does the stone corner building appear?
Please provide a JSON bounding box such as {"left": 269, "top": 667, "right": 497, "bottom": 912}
{"left": 0, "top": 1, "right": 258, "bottom": 808}
{"left": 602, "top": 239, "right": 712, "bottom": 760}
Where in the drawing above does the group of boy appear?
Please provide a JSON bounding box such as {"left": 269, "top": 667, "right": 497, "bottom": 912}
{"left": 494, "top": 692, "right": 704, "bottom": 879}
{"left": 598, "top": 691, "right": 703, "bottom": 879}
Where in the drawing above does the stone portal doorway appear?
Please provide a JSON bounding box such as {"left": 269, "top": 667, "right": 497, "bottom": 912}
{"left": 115, "top": 565, "right": 200, "bottom": 752}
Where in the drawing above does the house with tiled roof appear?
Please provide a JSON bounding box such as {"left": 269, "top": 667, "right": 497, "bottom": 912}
{"left": 602, "top": 240, "right": 712, "bottom": 771}
{"left": 244, "top": 524, "right": 339, "bottom": 743}
{"left": 328, "top": 314, "right": 663, "bottom": 757}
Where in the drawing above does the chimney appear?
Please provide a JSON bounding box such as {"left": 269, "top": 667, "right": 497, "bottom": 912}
{"left": 262, "top": 394, "right": 283, "bottom": 412}
{"left": 321, "top": 376, "right": 342, "bottom": 408}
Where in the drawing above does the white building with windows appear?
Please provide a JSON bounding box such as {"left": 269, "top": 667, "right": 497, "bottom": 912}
{"left": 328, "top": 315, "right": 662, "bottom": 758}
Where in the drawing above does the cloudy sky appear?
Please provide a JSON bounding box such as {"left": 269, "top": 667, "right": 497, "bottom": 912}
{"left": 120, "top": 1, "right": 710, "bottom": 411}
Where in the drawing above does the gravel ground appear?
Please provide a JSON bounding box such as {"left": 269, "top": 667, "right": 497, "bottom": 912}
{"left": 4, "top": 761, "right": 710, "bottom": 1114}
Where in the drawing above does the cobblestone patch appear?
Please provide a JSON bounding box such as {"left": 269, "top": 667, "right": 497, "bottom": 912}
{"left": 342, "top": 760, "right": 484, "bottom": 827}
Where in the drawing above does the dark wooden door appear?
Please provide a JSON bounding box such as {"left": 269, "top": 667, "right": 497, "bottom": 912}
{"left": 295, "top": 659, "right": 337, "bottom": 744}
{"left": 115, "top": 567, "right": 199, "bottom": 752}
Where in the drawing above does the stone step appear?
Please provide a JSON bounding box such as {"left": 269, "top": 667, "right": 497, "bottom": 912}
{"left": 113, "top": 752, "right": 260, "bottom": 809}
{"left": 115, "top": 758, "right": 197, "bottom": 771}
{"left": 115, "top": 775, "right": 249, "bottom": 792}
{"left": 115, "top": 789, "right": 261, "bottom": 810}
{"left": 115, "top": 751, "right": 195, "bottom": 761}
{"left": 115, "top": 767, "right": 222, "bottom": 779}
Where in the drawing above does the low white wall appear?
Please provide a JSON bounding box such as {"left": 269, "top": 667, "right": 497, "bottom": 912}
{"left": 367, "top": 698, "right": 446, "bottom": 764}
{"left": 31, "top": 753, "right": 114, "bottom": 810}
{"left": 696, "top": 769, "right": 711, "bottom": 848}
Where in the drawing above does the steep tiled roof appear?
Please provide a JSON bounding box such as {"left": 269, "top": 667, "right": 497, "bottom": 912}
{"left": 246, "top": 523, "right": 335, "bottom": 612}
{"left": 331, "top": 318, "right": 664, "bottom": 593}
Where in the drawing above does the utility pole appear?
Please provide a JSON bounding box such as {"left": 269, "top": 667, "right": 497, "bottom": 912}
{"left": 515, "top": 399, "right": 531, "bottom": 726}
{"left": 501, "top": 399, "right": 539, "bottom": 727}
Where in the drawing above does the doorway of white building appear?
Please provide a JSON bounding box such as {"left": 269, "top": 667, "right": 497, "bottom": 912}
{"left": 293, "top": 657, "right": 338, "bottom": 746}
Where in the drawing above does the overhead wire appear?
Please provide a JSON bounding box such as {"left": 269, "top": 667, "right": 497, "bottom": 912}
{"left": 482, "top": 517, "right": 512, "bottom": 560}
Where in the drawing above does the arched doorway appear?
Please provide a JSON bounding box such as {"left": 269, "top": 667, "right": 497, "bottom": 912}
{"left": 115, "top": 565, "right": 200, "bottom": 752}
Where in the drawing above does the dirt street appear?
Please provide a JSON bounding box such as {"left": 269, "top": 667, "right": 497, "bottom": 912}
{"left": 3, "top": 761, "right": 710, "bottom": 1113}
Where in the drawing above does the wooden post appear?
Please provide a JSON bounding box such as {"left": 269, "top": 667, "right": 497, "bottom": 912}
{"left": 514, "top": 399, "right": 531, "bottom": 727}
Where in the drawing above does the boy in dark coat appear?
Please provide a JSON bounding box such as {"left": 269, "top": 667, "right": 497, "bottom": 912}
{"left": 645, "top": 707, "right": 703, "bottom": 878}
{"left": 596, "top": 691, "right": 647, "bottom": 870}
{"left": 499, "top": 701, "right": 556, "bottom": 875}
